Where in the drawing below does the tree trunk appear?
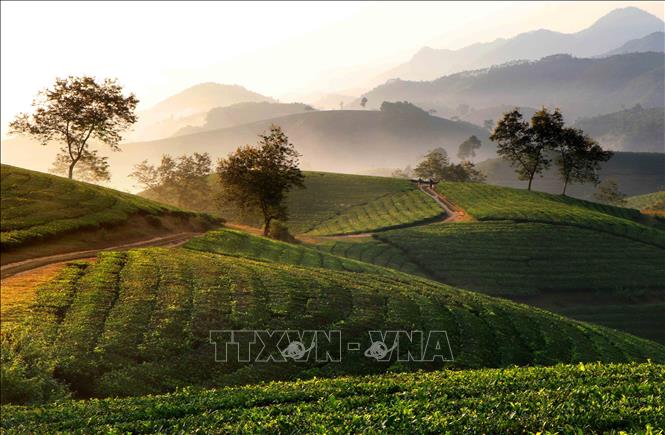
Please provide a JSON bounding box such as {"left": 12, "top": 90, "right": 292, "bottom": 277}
{"left": 263, "top": 216, "right": 272, "bottom": 237}
{"left": 562, "top": 177, "right": 569, "bottom": 196}
{"left": 527, "top": 173, "right": 534, "bottom": 191}
{"left": 68, "top": 160, "right": 76, "bottom": 179}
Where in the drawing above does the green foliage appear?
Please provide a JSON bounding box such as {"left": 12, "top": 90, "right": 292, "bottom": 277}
{"left": 130, "top": 152, "right": 212, "bottom": 210}
{"left": 0, "top": 165, "right": 190, "bottom": 250}
{"left": 9, "top": 76, "right": 138, "bottom": 179}
{"left": 414, "top": 147, "right": 449, "bottom": 180}
{"left": 457, "top": 135, "right": 482, "bottom": 160}
{"left": 435, "top": 181, "right": 665, "bottom": 247}
{"left": 2, "top": 363, "right": 663, "bottom": 433}
{"left": 217, "top": 125, "right": 304, "bottom": 235}
{"left": 6, "top": 238, "right": 664, "bottom": 403}
{"left": 307, "top": 189, "right": 442, "bottom": 236}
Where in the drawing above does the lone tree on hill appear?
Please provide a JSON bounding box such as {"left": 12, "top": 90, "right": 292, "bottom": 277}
{"left": 414, "top": 148, "right": 449, "bottom": 180}
{"left": 9, "top": 76, "right": 138, "bottom": 180}
{"left": 555, "top": 127, "right": 612, "bottom": 195}
{"left": 457, "top": 135, "right": 482, "bottom": 160}
{"left": 490, "top": 108, "right": 554, "bottom": 191}
{"left": 217, "top": 125, "right": 305, "bottom": 236}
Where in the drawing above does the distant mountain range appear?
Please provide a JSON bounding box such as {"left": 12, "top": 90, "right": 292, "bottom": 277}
{"left": 174, "top": 102, "right": 315, "bottom": 136}
{"left": 602, "top": 31, "right": 665, "bottom": 56}
{"left": 127, "top": 83, "right": 275, "bottom": 141}
{"left": 573, "top": 106, "right": 664, "bottom": 153}
{"left": 375, "top": 7, "right": 664, "bottom": 82}
{"left": 362, "top": 52, "right": 665, "bottom": 119}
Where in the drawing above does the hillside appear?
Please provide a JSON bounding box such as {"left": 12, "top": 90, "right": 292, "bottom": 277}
{"left": 573, "top": 106, "right": 664, "bottom": 153}
{"left": 127, "top": 83, "right": 276, "bottom": 141}
{"left": 3, "top": 233, "right": 664, "bottom": 404}
{"left": 627, "top": 191, "right": 665, "bottom": 212}
{"left": 0, "top": 165, "right": 216, "bottom": 264}
{"left": 315, "top": 182, "right": 665, "bottom": 342}
{"left": 375, "top": 7, "right": 664, "bottom": 82}
{"left": 2, "top": 363, "right": 662, "bottom": 433}
{"left": 364, "top": 52, "right": 665, "bottom": 120}
{"left": 476, "top": 152, "right": 665, "bottom": 199}
{"left": 602, "top": 31, "right": 665, "bottom": 56}
{"left": 173, "top": 102, "right": 316, "bottom": 136}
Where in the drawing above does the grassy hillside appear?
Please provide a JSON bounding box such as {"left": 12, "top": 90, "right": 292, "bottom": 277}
{"left": 2, "top": 362, "right": 662, "bottom": 433}
{"left": 476, "top": 151, "right": 665, "bottom": 199}
{"left": 306, "top": 189, "right": 443, "bottom": 235}
{"left": 165, "top": 171, "right": 437, "bottom": 235}
{"left": 0, "top": 165, "right": 213, "bottom": 255}
{"left": 376, "top": 222, "right": 665, "bottom": 296}
{"left": 435, "top": 181, "right": 664, "bottom": 247}
{"left": 4, "top": 231, "right": 663, "bottom": 403}
{"left": 313, "top": 182, "right": 665, "bottom": 342}
{"left": 185, "top": 229, "right": 384, "bottom": 273}
{"left": 627, "top": 191, "right": 665, "bottom": 212}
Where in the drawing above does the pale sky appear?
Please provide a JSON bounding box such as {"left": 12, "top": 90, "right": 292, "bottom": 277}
{"left": 1, "top": 1, "right": 663, "bottom": 137}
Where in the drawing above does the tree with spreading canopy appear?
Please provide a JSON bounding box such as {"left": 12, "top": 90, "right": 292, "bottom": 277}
{"left": 554, "top": 127, "right": 613, "bottom": 195}
{"left": 414, "top": 148, "right": 449, "bottom": 180}
{"left": 130, "top": 152, "right": 212, "bottom": 209}
{"left": 457, "top": 135, "right": 482, "bottom": 161}
{"left": 217, "top": 125, "right": 305, "bottom": 236}
{"left": 9, "top": 76, "right": 138, "bottom": 180}
{"left": 490, "top": 108, "right": 555, "bottom": 191}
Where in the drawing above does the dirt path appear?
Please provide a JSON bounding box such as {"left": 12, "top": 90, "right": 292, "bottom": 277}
{"left": 315, "top": 185, "right": 468, "bottom": 240}
{"left": 418, "top": 185, "right": 469, "bottom": 222}
{"left": 0, "top": 232, "right": 200, "bottom": 279}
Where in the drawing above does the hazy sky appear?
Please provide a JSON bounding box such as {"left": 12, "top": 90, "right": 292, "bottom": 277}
{"left": 1, "top": 1, "right": 663, "bottom": 136}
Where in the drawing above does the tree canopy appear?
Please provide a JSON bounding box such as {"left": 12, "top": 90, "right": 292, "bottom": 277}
{"left": 217, "top": 125, "right": 305, "bottom": 236}
{"left": 10, "top": 76, "right": 138, "bottom": 180}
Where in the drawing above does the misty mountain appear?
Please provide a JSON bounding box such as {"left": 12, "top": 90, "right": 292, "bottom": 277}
{"left": 476, "top": 152, "right": 665, "bottom": 199}
{"left": 377, "top": 7, "right": 664, "bottom": 82}
{"left": 1, "top": 104, "right": 489, "bottom": 191}
{"left": 173, "top": 102, "right": 316, "bottom": 136}
{"left": 127, "top": 83, "right": 275, "bottom": 141}
{"left": 602, "top": 32, "right": 665, "bottom": 56}
{"left": 573, "top": 106, "right": 664, "bottom": 153}
{"left": 362, "top": 52, "right": 665, "bottom": 120}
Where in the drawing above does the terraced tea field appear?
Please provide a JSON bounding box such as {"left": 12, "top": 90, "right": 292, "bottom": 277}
{"left": 306, "top": 189, "right": 442, "bottom": 235}
{"left": 4, "top": 239, "right": 663, "bottom": 404}
{"left": 313, "top": 237, "right": 426, "bottom": 277}
{"left": 375, "top": 221, "right": 665, "bottom": 296}
{"left": 2, "top": 362, "right": 662, "bottom": 433}
{"left": 436, "top": 181, "right": 665, "bottom": 248}
{"left": 1, "top": 165, "right": 212, "bottom": 257}
{"left": 185, "top": 229, "right": 382, "bottom": 273}
{"left": 212, "top": 172, "right": 421, "bottom": 234}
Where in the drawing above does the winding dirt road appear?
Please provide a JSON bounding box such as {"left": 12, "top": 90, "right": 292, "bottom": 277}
{"left": 0, "top": 232, "right": 201, "bottom": 279}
